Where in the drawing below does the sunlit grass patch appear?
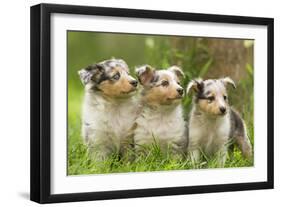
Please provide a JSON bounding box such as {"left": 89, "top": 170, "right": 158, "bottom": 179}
{"left": 67, "top": 113, "right": 254, "bottom": 175}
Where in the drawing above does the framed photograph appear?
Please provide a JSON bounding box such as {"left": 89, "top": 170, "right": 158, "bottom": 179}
{"left": 30, "top": 3, "right": 274, "bottom": 203}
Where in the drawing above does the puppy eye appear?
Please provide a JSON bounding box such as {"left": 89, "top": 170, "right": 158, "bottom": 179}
{"left": 112, "top": 72, "right": 120, "bottom": 80}
{"left": 207, "top": 96, "right": 215, "bottom": 103}
{"left": 161, "top": 80, "right": 169, "bottom": 87}
{"left": 223, "top": 95, "right": 227, "bottom": 100}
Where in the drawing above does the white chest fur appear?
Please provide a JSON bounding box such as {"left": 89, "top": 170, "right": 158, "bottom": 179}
{"left": 188, "top": 107, "right": 231, "bottom": 156}
{"left": 81, "top": 92, "right": 139, "bottom": 149}
{"left": 134, "top": 104, "right": 186, "bottom": 153}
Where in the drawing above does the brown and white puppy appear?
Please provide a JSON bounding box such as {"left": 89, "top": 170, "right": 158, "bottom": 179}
{"left": 134, "top": 65, "right": 187, "bottom": 156}
{"left": 78, "top": 59, "right": 139, "bottom": 160}
{"left": 186, "top": 78, "right": 252, "bottom": 166}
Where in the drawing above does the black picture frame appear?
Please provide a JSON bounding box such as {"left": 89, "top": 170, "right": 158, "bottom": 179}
{"left": 30, "top": 3, "right": 274, "bottom": 204}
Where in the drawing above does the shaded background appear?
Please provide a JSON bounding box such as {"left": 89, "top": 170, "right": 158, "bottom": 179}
{"left": 67, "top": 31, "right": 254, "bottom": 174}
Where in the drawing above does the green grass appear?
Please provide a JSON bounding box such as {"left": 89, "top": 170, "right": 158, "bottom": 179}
{"left": 68, "top": 124, "right": 253, "bottom": 175}
{"left": 67, "top": 88, "right": 254, "bottom": 176}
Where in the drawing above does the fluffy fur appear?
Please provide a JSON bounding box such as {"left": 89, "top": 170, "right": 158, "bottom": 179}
{"left": 186, "top": 78, "right": 252, "bottom": 166}
{"left": 134, "top": 65, "right": 187, "bottom": 155}
{"left": 78, "top": 59, "right": 139, "bottom": 160}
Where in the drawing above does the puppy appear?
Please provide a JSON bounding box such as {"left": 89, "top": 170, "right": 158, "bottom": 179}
{"left": 134, "top": 65, "right": 187, "bottom": 156}
{"left": 186, "top": 78, "right": 252, "bottom": 166}
{"left": 78, "top": 58, "right": 139, "bottom": 160}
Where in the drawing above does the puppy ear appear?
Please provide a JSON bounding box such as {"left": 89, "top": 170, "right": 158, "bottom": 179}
{"left": 221, "top": 77, "right": 236, "bottom": 89}
{"left": 78, "top": 69, "right": 92, "bottom": 85}
{"left": 135, "top": 65, "right": 155, "bottom": 86}
{"left": 78, "top": 64, "right": 104, "bottom": 85}
{"left": 116, "top": 58, "right": 128, "bottom": 67}
{"left": 186, "top": 78, "right": 204, "bottom": 95}
{"left": 168, "top": 66, "right": 185, "bottom": 80}
{"left": 115, "top": 58, "right": 129, "bottom": 72}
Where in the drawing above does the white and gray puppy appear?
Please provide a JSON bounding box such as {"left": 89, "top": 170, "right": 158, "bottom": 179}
{"left": 134, "top": 65, "right": 187, "bottom": 155}
{"left": 78, "top": 59, "right": 139, "bottom": 160}
{"left": 186, "top": 78, "right": 252, "bottom": 166}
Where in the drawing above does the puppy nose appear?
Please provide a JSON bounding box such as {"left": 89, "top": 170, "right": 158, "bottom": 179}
{"left": 177, "top": 88, "right": 184, "bottom": 95}
{"left": 130, "top": 80, "right": 138, "bottom": 87}
{"left": 219, "top": 106, "right": 226, "bottom": 114}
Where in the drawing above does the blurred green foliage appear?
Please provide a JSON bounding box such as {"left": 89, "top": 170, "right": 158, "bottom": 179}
{"left": 67, "top": 31, "right": 254, "bottom": 175}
